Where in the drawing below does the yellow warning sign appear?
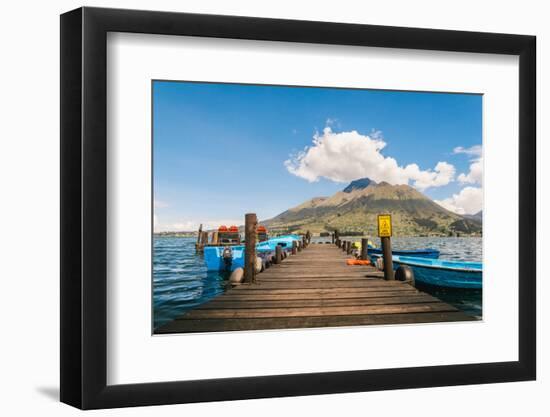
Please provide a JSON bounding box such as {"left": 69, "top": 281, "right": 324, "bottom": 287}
{"left": 378, "top": 214, "right": 392, "bottom": 237}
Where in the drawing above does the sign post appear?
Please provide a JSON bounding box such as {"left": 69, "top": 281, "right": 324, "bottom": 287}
{"left": 377, "top": 214, "right": 394, "bottom": 280}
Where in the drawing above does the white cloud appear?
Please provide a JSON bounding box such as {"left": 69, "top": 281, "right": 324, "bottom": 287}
{"left": 284, "top": 127, "right": 455, "bottom": 191}
{"left": 435, "top": 186, "right": 483, "bottom": 215}
{"left": 453, "top": 145, "right": 482, "bottom": 158}
{"left": 453, "top": 144, "right": 483, "bottom": 185}
{"left": 458, "top": 158, "right": 483, "bottom": 185}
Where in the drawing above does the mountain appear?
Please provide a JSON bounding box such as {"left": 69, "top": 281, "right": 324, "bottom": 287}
{"left": 263, "top": 177, "right": 482, "bottom": 236}
{"left": 464, "top": 211, "right": 483, "bottom": 222}
{"left": 343, "top": 177, "right": 376, "bottom": 193}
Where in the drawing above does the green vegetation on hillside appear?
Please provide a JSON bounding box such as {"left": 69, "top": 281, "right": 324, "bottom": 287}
{"left": 263, "top": 179, "right": 482, "bottom": 237}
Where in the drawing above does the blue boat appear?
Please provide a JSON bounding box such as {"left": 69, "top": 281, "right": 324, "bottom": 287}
{"left": 375, "top": 255, "right": 482, "bottom": 289}
{"left": 263, "top": 234, "right": 302, "bottom": 251}
{"left": 203, "top": 243, "right": 274, "bottom": 271}
{"left": 353, "top": 241, "right": 439, "bottom": 259}
{"left": 203, "top": 235, "right": 302, "bottom": 271}
{"left": 368, "top": 247, "right": 440, "bottom": 259}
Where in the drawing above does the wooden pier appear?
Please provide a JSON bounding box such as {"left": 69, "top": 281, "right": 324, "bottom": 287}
{"left": 156, "top": 243, "right": 473, "bottom": 334}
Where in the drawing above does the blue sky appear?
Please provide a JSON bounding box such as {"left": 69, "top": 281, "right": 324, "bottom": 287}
{"left": 153, "top": 81, "right": 482, "bottom": 231}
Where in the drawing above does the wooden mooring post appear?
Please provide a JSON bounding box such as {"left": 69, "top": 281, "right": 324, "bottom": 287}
{"left": 346, "top": 240, "right": 353, "bottom": 255}
{"left": 331, "top": 233, "right": 335, "bottom": 244}
{"left": 361, "top": 237, "right": 369, "bottom": 260}
{"left": 274, "top": 244, "right": 282, "bottom": 264}
{"left": 378, "top": 214, "right": 394, "bottom": 281}
{"left": 195, "top": 223, "right": 203, "bottom": 252}
{"left": 196, "top": 223, "right": 202, "bottom": 245}
{"left": 292, "top": 240, "right": 297, "bottom": 255}
{"left": 201, "top": 231, "right": 208, "bottom": 246}
{"left": 244, "top": 213, "right": 257, "bottom": 284}
{"left": 381, "top": 236, "right": 394, "bottom": 280}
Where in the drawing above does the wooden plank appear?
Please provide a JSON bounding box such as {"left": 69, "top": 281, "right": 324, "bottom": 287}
{"left": 270, "top": 272, "right": 386, "bottom": 277}
{"left": 260, "top": 271, "right": 373, "bottom": 277}
{"left": 259, "top": 276, "right": 382, "bottom": 282}
{"left": 214, "top": 290, "right": 420, "bottom": 301}
{"left": 184, "top": 302, "right": 458, "bottom": 319}
{"left": 200, "top": 294, "right": 439, "bottom": 309}
{"left": 222, "top": 287, "right": 418, "bottom": 296}
{"left": 156, "top": 311, "right": 475, "bottom": 333}
{"left": 237, "top": 281, "right": 409, "bottom": 289}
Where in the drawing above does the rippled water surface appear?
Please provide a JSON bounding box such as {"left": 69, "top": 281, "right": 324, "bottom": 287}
{"left": 153, "top": 237, "right": 229, "bottom": 329}
{"left": 153, "top": 236, "right": 483, "bottom": 329}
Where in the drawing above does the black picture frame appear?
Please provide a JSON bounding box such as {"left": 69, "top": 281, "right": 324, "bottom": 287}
{"left": 60, "top": 6, "right": 536, "bottom": 410}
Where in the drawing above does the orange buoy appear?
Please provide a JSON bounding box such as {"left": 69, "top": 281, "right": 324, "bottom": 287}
{"left": 346, "top": 259, "right": 371, "bottom": 266}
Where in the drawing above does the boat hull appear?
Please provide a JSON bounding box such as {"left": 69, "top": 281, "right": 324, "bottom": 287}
{"left": 368, "top": 247, "right": 440, "bottom": 259}
{"left": 203, "top": 235, "right": 301, "bottom": 271}
{"left": 203, "top": 244, "right": 275, "bottom": 271}
{"left": 370, "top": 254, "right": 482, "bottom": 289}
{"left": 395, "top": 260, "right": 481, "bottom": 289}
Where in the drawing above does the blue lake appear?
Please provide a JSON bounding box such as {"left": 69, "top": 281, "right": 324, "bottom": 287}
{"left": 153, "top": 236, "right": 482, "bottom": 330}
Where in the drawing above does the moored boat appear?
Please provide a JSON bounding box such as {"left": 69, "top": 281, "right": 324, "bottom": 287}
{"left": 262, "top": 234, "right": 302, "bottom": 251}
{"left": 353, "top": 240, "right": 440, "bottom": 259}
{"left": 203, "top": 234, "right": 302, "bottom": 271}
{"left": 203, "top": 242, "right": 275, "bottom": 272}
{"left": 371, "top": 254, "right": 482, "bottom": 289}
{"left": 368, "top": 247, "right": 440, "bottom": 259}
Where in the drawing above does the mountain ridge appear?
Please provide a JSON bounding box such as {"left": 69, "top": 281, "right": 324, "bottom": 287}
{"left": 263, "top": 177, "right": 482, "bottom": 236}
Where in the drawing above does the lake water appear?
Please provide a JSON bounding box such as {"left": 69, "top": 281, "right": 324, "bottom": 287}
{"left": 153, "top": 236, "right": 482, "bottom": 330}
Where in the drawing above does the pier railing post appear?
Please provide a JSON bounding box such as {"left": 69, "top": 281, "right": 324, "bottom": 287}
{"left": 195, "top": 223, "right": 203, "bottom": 252}
{"left": 381, "top": 237, "right": 394, "bottom": 280}
{"left": 378, "top": 214, "right": 394, "bottom": 281}
{"left": 361, "top": 238, "right": 369, "bottom": 260}
{"left": 342, "top": 241, "right": 347, "bottom": 252}
{"left": 275, "top": 244, "right": 282, "bottom": 264}
{"left": 346, "top": 241, "right": 352, "bottom": 255}
{"left": 292, "top": 240, "right": 297, "bottom": 255}
{"left": 244, "top": 213, "right": 257, "bottom": 284}
{"left": 331, "top": 233, "right": 335, "bottom": 244}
